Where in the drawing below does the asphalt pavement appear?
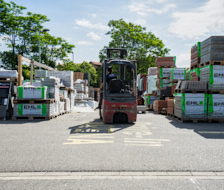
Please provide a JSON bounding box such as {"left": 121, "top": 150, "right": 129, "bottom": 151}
{"left": 0, "top": 110, "right": 224, "bottom": 189}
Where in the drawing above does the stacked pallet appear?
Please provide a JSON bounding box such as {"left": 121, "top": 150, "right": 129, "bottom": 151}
{"left": 154, "top": 100, "right": 167, "bottom": 114}
{"left": 200, "top": 36, "right": 224, "bottom": 65}
{"left": 13, "top": 86, "right": 58, "bottom": 120}
{"left": 191, "top": 42, "right": 201, "bottom": 69}
{"left": 167, "top": 99, "right": 174, "bottom": 116}
{"left": 174, "top": 81, "right": 208, "bottom": 122}
{"left": 169, "top": 68, "right": 186, "bottom": 83}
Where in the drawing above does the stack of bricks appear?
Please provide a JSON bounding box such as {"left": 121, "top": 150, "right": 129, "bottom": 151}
{"left": 154, "top": 100, "right": 167, "bottom": 113}
{"left": 191, "top": 42, "right": 201, "bottom": 70}
{"left": 167, "top": 99, "right": 174, "bottom": 115}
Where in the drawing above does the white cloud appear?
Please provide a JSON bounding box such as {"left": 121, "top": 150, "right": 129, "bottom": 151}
{"left": 169, "top": 0, "right": 224, "bottom": 39}
{"left": 90, "top": 14, "right": 97, "bottom": 18}
{"left": 128, "top": 1, "right": 176, "bottom": 16}
{"left": 133, "top": 19, "right": 146, "bottom": 26}
{"left": 87, "top": 32, "right": 102, "bottom": 41}
{"left": 75, "top": 19, "right": 109, "bottom": 31}
{"left": 77, "top": 41, "right": 93, "bottom": 45}
{"left": 176, "top": 53, "right": 190, "bottom": 68}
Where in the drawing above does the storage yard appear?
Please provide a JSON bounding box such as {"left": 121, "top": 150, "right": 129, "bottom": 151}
{"left": 0, "top": 36, "right": 224, "bottom": 124}
{"left": 138, "top": 36, "right": 224, "bottom": 123}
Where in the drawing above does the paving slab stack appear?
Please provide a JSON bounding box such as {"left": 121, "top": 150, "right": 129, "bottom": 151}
{"left": 35, "top": 70, "right": 74, "bottom": 113}
{"left": 199, "top": 36, "right": 224, "bottom": 122}
{"left": 174, "top": 81, "right": 208, "bottom": 121}
{"left": 13, "top": 85, "right": 58, "bottom": 119}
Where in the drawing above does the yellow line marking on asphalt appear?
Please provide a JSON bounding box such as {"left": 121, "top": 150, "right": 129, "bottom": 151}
{"left": 64, "top": 139, "right": 114, "bottom": 145}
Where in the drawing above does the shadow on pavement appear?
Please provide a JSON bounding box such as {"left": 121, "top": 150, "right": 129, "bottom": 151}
{"left": 166, "top": 116, "right": 224, "bottom": 139}
{"left": 68, "top": 118, "right": 134, "bottom": 134}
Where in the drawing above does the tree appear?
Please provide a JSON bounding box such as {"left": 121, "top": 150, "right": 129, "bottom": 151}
{"left": 99, "top": 19, "right": 170, "bottom": 74}
{"left": 0, "top": 0, "right": 75, "bottom": 70}
{"left": 57, "top": 61, "right": 98, "bottom": 87}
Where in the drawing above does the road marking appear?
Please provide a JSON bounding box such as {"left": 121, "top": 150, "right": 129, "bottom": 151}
{"left": 1, "top": 172, "right": 223, "bottom": 180}
{"left": 64, "top": 122, "right": 170, "bottom": 146}
{"left": 64, "top": 139, "right": 114, "bottom": 145}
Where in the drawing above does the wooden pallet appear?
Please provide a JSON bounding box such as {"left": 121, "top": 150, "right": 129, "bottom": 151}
{"left": 167, "top": 113, "right": 174, "bottom": 117}
{"left": 12, "top": 115, "right": 54, "bottom": 120}
{"left": 173, "top": 115, "right": 207, "bottom": 123}
{"left": 200, "top": 60, "right": 224, "bottom": 68}
{"left": 208, "top": 90, "right": 224, "bottom": 94}
{"left": 154, "top": 111, "right": 161, "bottom": 114}
{"left": 0, "top": 77, "right": 18, "bottom": 81}
{"left": 161, "top": 108, "right": 167, "bottom": 115}
{"left": 208, "top": 119, "right": 224, "bottom": 123}
{"left": 190, "top": 64, "right": 199, "bottom": 70}
{"left": 157, "top": 66, "right": 173, "bottom": 68}
{"left": 13, "top": 99, "right": 56, "bottom": 104}
{"left": 174, "top": 89, "right": 207, "bottom": 94}
{"left": 60, "top": 86, "right": 74, "bottom": 93}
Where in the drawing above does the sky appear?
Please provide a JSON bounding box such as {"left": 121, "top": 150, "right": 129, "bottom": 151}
{"left": 1, "top": 0, "right": 224, "bottom": 68}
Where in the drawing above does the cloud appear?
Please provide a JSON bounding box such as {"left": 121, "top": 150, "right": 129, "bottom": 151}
{"left": 169, "top": 0, "right": 224, "bottom": 39}
{"left": 75, "top": 19, "right": 109, "bottom": 31}
{"left": 176, "top": 53, "right": 190, "bottom": 68}
{"left": 77, "top": 41, "right": 93, "bottom": 45}
{"left": 87, "top": 32, "right": 102, "bottom": 41}
{"left": 90, "top": 14, "right": 97, "bottom": 18}
{"left": 133, "top": 19, "right": 146, "bottom": 26}
{"left": 128, "top": 1, "right": 176, "bottom": 16}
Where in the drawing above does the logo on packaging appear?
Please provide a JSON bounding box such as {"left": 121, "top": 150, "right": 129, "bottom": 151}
{"left": 186, "top": 101, "right": 203, "bottom": 105}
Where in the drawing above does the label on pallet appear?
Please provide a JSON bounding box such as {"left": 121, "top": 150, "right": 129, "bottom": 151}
{"left": 17, "top": 104, "right": 47, "bottom": 116}
{"left": 17, "top": 86, "right": 47, "bottom": 99}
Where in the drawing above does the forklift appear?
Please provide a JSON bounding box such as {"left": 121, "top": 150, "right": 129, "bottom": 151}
{"left": 99, "top": 48, "right": 137, "bottom": 123}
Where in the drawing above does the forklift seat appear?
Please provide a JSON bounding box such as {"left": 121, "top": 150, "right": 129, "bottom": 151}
{"left": 109, "top": 79, "right": 122, "bottom": 93}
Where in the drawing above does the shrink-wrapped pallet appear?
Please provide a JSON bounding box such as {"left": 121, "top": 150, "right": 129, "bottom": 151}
{"left": 17, "top": 86, "right": 48, "bottom": 99}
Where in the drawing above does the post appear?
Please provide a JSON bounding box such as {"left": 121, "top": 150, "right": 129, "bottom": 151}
{"left": 17, "top": 54, "right": 23, "bottom": 86}
{"left": 30, "top": 61, "right": 34, "bottom": 85}
{"left": 38, "top": 30, "right": 41, "bottom": 69}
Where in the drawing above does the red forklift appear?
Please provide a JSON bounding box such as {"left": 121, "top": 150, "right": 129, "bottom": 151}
{"left": 99, "top": 48, "right": 137, "bottom": 123}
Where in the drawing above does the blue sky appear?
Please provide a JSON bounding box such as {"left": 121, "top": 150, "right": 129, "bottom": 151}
{"left": 1, "top": 0, "right": 224, "bottom": 67}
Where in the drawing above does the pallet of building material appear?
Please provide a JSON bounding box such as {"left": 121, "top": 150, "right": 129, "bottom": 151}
{"left": 200, "top": 60, "right": 224, "bottom": 68}
{"left": 155, "top": 57, "right": 176, "bottom": 67}
{"left": 207, "top": 94, "right": 224, "bottom": 122}
{"left": 169, "top": 68, "right": 186, "bottom": 83}
{"left": 167, "top": 99, "right": 174, "bottom": 116}
{"left": 12, "top": 115, "right": 54, "bottom": 120}
{"left": 157, "top": 68, "right": 173, "bottom": 78}
{"left": 17, "top": 86, "right": 48, "bottom": 99}
{"left": 157, "top": 87, "right": 172, "bottom": 97}
{"left": 13, "top": 98, "right": 56, "bottom": 104}
{"left": 173, "top": 93, "right": 208, "bottom": 122}
{"left": 154, "top": 100, "right": 167, "bottom": 113}
{"left": 200, "top": 65, "right": 224, "bottom": 90}
{"left": 200, "top": 36, "right": 224, "bottom": 64}
{"left": 174, "top": 81, "right": 208, "bottom": 93}
{"left": 148, "top": 67, "right": 157, "bottom": 76}
{"left": 13, "top": 102, "right": 57, "bottom": 119}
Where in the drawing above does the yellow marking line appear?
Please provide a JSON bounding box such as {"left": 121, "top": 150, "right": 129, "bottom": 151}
{"left": 198, "top": 131, "right": 224, "bottom": 134}
{"left": 64, "top": 139, "right": 114, "bottom": 145}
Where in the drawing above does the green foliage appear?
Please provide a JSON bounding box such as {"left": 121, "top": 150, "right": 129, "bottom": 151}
{"left": 22, "top": 65, "right": 31, "bottom": 80}
{"left": 0, "top": 0, "right": 75, "bottom": 70}
{"left": 57, "top": 61, "right": 98, "bottom": 87}
{"left": 99, "top": 19, "right": 170, "bottom": 74}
